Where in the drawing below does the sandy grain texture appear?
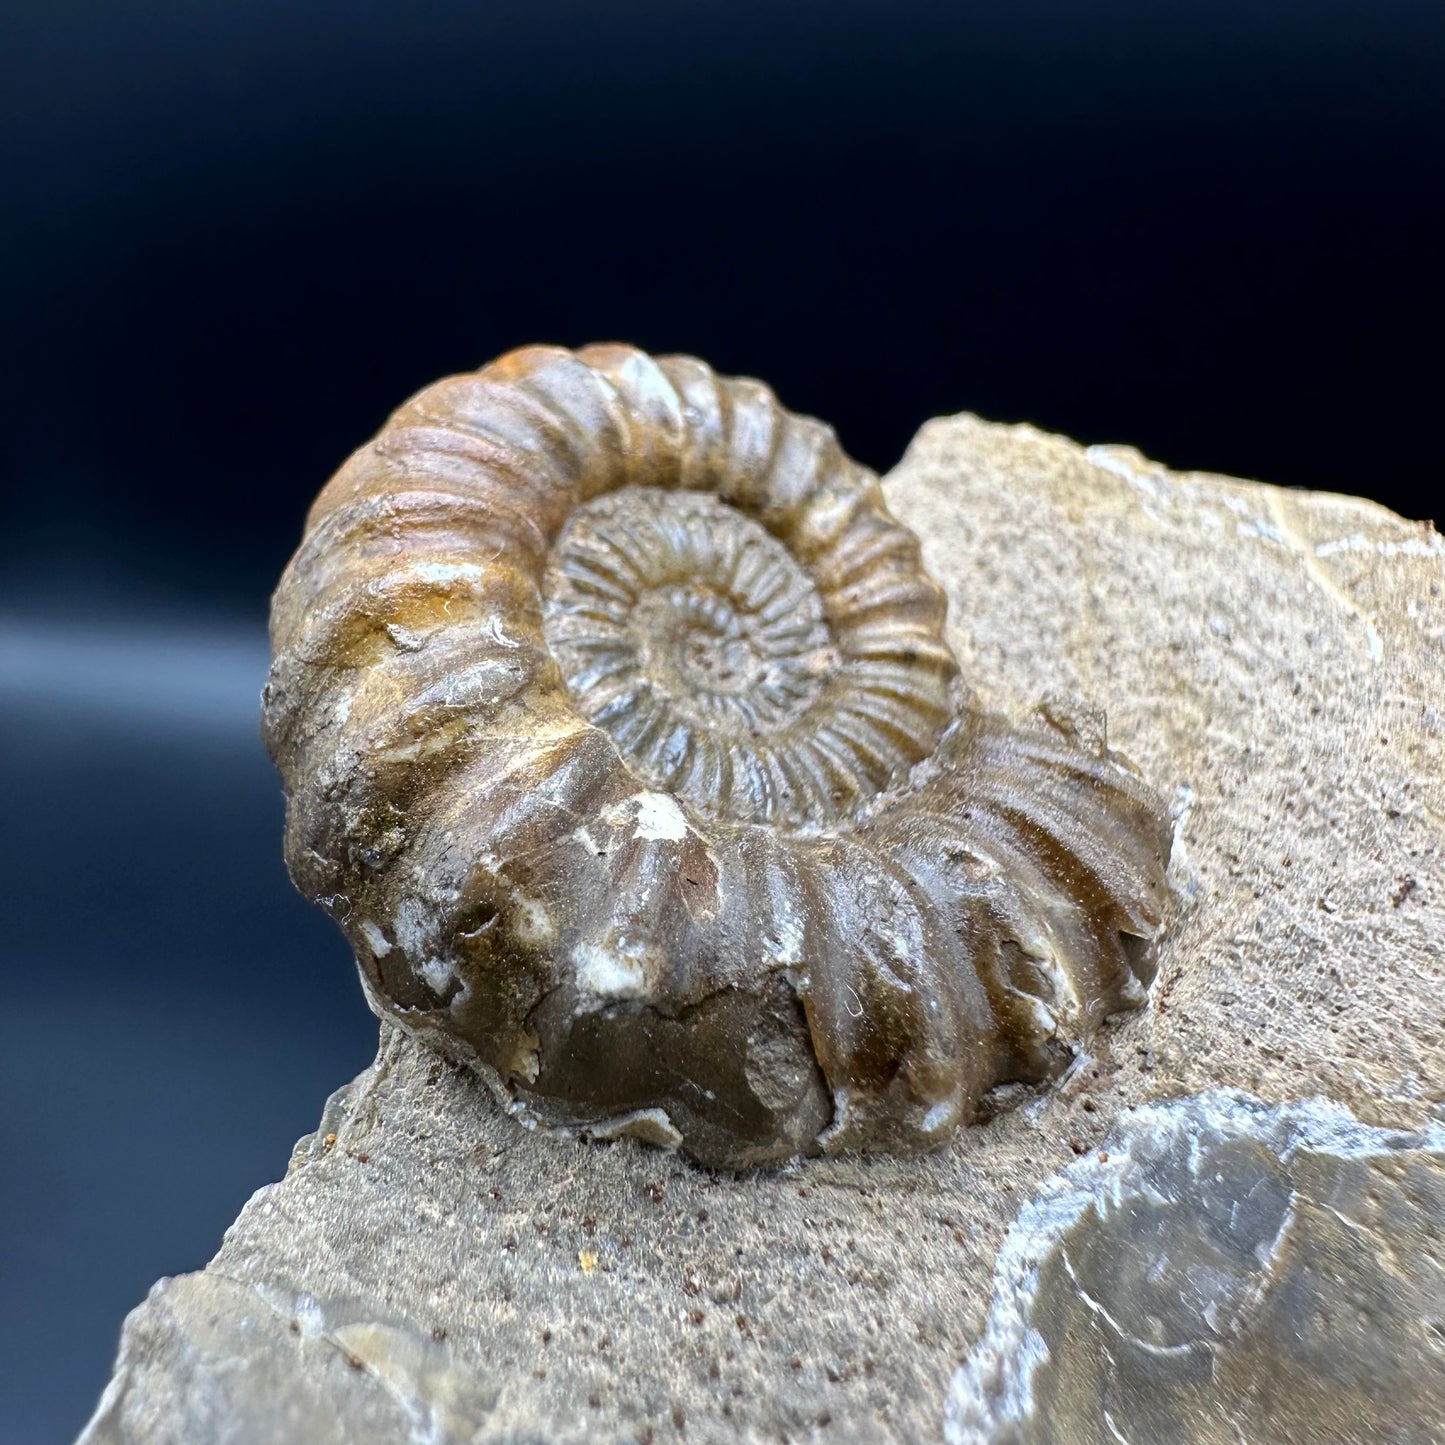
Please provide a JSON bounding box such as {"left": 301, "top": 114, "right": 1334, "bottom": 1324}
{"left": 79, "top": 415, "right": 1443, "bottom": 1445}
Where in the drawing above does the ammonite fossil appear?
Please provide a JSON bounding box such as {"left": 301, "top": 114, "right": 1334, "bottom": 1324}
{"left": 263, "top": 344, "right": 1171, "bottom": 1168}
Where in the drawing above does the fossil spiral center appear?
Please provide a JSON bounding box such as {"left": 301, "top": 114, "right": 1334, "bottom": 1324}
{"left": 634, "top": 587, "right": 765, "bottom": 697}
{"left": 542, "top": 487, "right": 840, "bottom": 824}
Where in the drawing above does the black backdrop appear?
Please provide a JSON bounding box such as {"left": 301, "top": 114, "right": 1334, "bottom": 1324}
{"left": 2, "top": 2, "right": 1441, "bottom": 1439}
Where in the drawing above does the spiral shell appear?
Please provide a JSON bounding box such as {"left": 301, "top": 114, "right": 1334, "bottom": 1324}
{"left": 263, "top": 344, "right": 1171, "bottom": 1167}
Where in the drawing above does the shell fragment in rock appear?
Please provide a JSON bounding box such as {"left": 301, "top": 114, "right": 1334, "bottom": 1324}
{"left": 263, "top": 344, "right": 1172, "bottom": 1168}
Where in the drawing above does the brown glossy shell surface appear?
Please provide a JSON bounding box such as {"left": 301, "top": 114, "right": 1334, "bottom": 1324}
{"left": 263, "top": 344, "right": 1172, "bottom": 1167}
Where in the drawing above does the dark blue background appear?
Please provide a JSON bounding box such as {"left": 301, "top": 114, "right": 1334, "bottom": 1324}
{"left": 2, "top": 2, "right": 1441, "bottom": 1439}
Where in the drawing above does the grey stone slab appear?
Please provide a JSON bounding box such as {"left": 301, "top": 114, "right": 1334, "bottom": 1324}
{"left": 946, "top": 1091, "right": 1445, "bottom": 1445}
{"left": 78, "top": 415, "right": 1444, "bottom": 1443}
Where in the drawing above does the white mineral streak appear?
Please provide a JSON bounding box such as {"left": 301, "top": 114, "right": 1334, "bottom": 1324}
{"left": 478, "top": 615, "right": 521, "bottom": 650}
{"left": 765, "top": 909, "right": 804, "bottom": 966}
{"left": 417, "top": 957, "right": 454, "bottom": 996}
{"left": 601, "top": 790, "right": 691, "bottom": 842}
{"left": 79, "top": 414, "right": 1443, "bottom": 1445}
{"left": 407, "top": 560, "right": 486, "bottom": 585}
{"left": 583, "top": 1108, "right": 684, "bottom": 1150}
{"left": 391, "top": 898, "right": 435, "bottom": 964}
{"left": 571, "top": 937, "right": 649, "bottom": 1001}
{"left": 921, "top": 1091, "right": 964, "bottom": 1135}
{"left": 358, "top": 920, "right": 392, "bottom": 957}
{"left": 509, "top": 892, "right": 555, "bottom": 948}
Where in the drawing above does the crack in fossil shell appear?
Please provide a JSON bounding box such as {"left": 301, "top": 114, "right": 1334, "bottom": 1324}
{"left": 263, "top": 343, "right": 1173, "bottom": 1168}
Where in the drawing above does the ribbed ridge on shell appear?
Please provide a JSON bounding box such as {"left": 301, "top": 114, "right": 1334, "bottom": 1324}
{"left": 263, "top": 343, "right": 1172, "bottom": 1167}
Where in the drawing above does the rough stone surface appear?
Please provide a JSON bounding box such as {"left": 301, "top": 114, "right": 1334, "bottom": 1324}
{"left": 79, "top": 416, "right": 1444, "bottom": 1444}
{"left": 945, "top": 1090, "right": 1445, "bottom": 1445}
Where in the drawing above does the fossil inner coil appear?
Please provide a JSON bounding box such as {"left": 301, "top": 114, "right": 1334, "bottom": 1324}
{"left": 544, "top": 488, "right": 872, "bottom": 827}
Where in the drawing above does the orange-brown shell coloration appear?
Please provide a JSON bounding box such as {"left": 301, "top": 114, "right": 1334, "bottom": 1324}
{"left": 263, "top": 345, "right": 1172, "bottom": 1167}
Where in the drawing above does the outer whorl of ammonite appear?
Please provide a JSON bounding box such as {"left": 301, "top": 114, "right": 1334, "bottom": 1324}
{"left": 263, "top": 343, "right": 1172, "bottom": 1168}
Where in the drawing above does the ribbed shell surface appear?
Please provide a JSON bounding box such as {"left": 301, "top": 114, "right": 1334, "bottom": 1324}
{"left": 263, "top": 344, "right": 1172, "bottom": 1167}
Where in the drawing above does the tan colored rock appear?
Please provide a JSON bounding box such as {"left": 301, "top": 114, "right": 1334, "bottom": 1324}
{"left": 902, "top": 418, "right": 1442, "bottom": 1124}
{"left": 79, "top": 415, "right": 1444, "bottom": 1444}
